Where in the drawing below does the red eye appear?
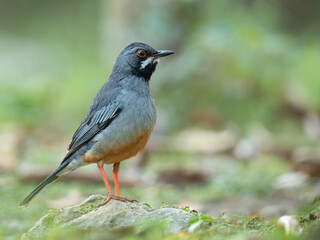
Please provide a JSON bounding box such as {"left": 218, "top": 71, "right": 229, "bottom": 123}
{"left": 136, "top": 49, "right": 146, "bottom": 58}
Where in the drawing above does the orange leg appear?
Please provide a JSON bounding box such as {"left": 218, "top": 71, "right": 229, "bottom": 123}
{"left": 97, "top": 163, "right": 112, "bottom": 194}
{"left": 113, "top": 162, "right": 120, "bottom": 196}
{"left": 97, "top": 163, "right": 137, "bottom": 206}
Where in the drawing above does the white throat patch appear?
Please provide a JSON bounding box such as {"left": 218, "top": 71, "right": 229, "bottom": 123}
{"left": 140, "top": 57, "right": 158, "bottom": 70}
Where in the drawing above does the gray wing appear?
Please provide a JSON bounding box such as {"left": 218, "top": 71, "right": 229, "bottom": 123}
{"left": 61, "top": 101, "right": 122, "bottom": 163}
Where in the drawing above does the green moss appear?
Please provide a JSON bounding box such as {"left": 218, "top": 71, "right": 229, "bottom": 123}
{"left": 71, "top": 203, "right": 96, "bottom": 215}
{"left": 160, "top": 203, "right": 177, "bottom": 209}
{"left": 142, "top": 202, "right": 153, "bottom": 208}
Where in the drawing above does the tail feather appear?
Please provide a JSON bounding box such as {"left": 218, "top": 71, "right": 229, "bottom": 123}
{"left": 19, "top": 162, "right": 68, "bottom": 208}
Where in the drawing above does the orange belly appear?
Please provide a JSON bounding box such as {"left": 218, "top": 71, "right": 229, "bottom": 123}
{"left": 82, "top": 131, "right": 151, "bottom": 165}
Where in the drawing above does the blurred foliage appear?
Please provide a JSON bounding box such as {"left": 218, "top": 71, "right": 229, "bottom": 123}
{"left": 0, "top": 0, "right": 320, "bottom": 134}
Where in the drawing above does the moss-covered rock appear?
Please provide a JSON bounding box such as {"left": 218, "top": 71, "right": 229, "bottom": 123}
{"left": 22, "top": 195, "right": 194, "bottom": 240}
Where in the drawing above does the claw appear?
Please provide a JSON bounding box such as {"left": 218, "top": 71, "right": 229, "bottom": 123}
{"left": 98, "top": 193, "right": 137, "bottom": 206}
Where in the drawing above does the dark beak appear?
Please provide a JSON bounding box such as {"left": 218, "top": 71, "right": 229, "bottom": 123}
{"left": 153, "top": 50, "right": 175, "bottom": 58}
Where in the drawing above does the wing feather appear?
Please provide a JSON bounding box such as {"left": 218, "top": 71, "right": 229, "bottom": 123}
{"left": 62, "top": 102, "right": 122, "bottom": 163}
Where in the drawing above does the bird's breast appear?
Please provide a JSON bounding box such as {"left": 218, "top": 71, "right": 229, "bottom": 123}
{"left": 82, "top": 129, "right": 152, "bottom": 164}
{"left": 82, "top": 93, "right": 156, "bottom": 165}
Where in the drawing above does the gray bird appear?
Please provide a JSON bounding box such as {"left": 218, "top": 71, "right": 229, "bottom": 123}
{"left": 19, "top": 42, "right": 174, "bottom": 207}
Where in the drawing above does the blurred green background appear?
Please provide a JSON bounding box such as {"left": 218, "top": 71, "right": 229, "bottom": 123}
{"left": 1, "top": 0, "right": 320, "bottom": 239}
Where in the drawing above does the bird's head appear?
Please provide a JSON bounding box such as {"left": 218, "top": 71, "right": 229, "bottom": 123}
{"left": 112, "top": 42, "right": 174, "bottom": 80}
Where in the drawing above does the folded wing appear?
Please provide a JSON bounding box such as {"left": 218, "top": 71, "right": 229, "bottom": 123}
{"left": 62, "top": 101, "right": 122, "bottom": 163}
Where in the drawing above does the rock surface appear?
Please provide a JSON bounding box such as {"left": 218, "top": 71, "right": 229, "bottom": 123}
{"left": 22, "top": 195, "right": 195, "bottom": 240}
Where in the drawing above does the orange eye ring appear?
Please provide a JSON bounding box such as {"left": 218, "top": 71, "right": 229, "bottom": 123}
{"left": 136, "top": 49, "right": 146, "bottom": 58}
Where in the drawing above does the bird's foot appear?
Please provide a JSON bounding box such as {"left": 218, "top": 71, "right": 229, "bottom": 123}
{"left": 99, "top": 193, "right": 137, "bottom": 206}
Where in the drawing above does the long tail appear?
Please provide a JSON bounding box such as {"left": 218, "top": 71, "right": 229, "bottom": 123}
{"left": 19, "top": 161, "right": 69, "bottom": 208}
